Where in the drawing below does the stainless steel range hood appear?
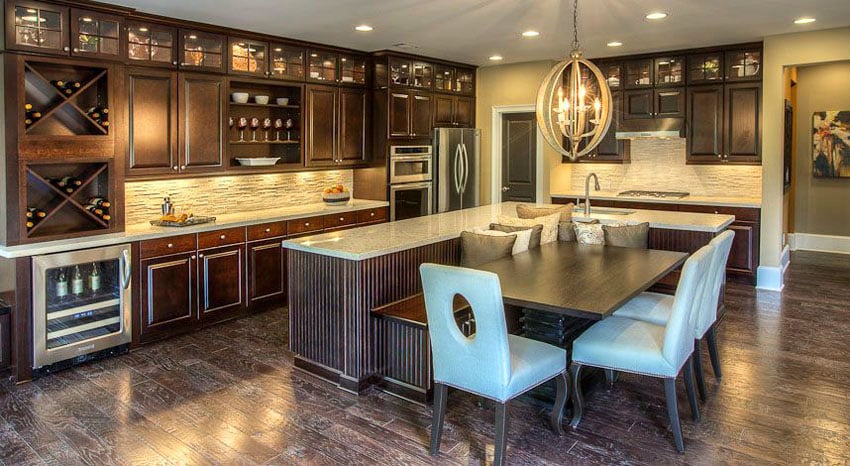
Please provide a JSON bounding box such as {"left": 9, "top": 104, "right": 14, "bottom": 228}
{"left": 615, "top": 118, "right": 684, "bottom": 139}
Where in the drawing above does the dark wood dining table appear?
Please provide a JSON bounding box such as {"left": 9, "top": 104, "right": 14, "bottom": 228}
{"left": 474, "top": 241, "right": 688, "bottom": 320}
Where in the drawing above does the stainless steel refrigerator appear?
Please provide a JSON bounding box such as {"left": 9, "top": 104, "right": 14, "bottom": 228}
{"left": 434, "top": 128, "right": 481, "bottom": 213}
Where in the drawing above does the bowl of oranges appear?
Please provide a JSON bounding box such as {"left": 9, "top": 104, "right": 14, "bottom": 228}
{"left": 322, "top": 184, "right": 351, "bottom": 204}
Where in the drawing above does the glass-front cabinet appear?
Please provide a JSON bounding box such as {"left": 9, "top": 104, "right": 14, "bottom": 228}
{"left": 599, "top": 62, "right": 622, "bottom": 90}
{"left": 725, "top": 49, "right": 761, "bottom": 81}
{"left": 455, "top": 68, "right": 474, "bottom": 95}
{"left": 229, "top": 38, "right": 267, "bottom": 77}
{"left": 339, "top": 54, "right": 367, "bottom": 85}
{"left": 307, "top": 50, "right": 338, "bottom": 83}
{"left": 389, "top": 57, "right": 412, "bottom": 86}
{"left": 7, "top": 0, "right": 69, "bottom": 55}
{"left": 126, "top": 22, "right": 177, "bottom": 67}
{"left": 688, "top": 53, "right": 723, "bottom": 84}
{"left": 435, "top": 64, "right": 454, "bottom": 92}
{"left": 653, "top": 56, "right": 684, "bottom": 86}
{"left": 412, "top": 61, "right": 433, "bottom": 89}
{"left": 270, "top": 44, "right": 304, "bottom": 81}
{"left": 624, "top": 59, "right": 653, "bottom": 88}
{"left": 179, "top": 29, "right": 225, "bottom": 72}
{"left": 70, "top": 9, "right": 121, "bottom": 60}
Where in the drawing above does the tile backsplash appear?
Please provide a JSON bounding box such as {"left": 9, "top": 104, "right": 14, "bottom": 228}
{"left": 565, "top": 139, "right": 762, "bottom": 197}
{"left": 125, "top": 170, "right": 353, "bottom": 225}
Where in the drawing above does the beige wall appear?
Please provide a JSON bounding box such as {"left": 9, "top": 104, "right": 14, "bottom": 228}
{"left": 793, "top": 61, "right": 850, "bottom": 236}
{"left": 475, "top": 60, "right": 562, "bottom": 204}
{"left": 762, "top": 27, "right": 850, "bottom": 284}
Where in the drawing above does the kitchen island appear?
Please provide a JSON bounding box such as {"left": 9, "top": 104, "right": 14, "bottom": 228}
{"left": 282, "top": 202, "right": 734, "bottom": 396}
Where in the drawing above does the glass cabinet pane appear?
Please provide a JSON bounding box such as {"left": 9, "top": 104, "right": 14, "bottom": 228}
{"left": 688, "top": 53, "right": 723, "bottom": 83}
{"left": 625, "top": 59, "right": 652, "bottom": 87}
{"left": 412, "top": 61, "right": 433, "bottom": 89}
{"left": 435, "top": 65, "right": 454, "bottom": 92}
{"left": 455, "top": 69, "right": 474, "bottom": 94}
{"left": 270, "top": 45, "right": 304, "bottom": 80}
{"left": 654, "top": 57, "right": 684, "bottom": 85}
{"left": 340, "top": 54, "right": 366, "bottom": 85}
{"left": 230, "top": 40, "right": 267, "bottom": 75}
{"left": 127, "top": 23, "right": 175, "bottom": 65}
{"left": 13, "top": 4, "right": 64, "bottom": 51}
{"left": 308, "top": 51, "right": 338, "bottom": 82}
{"left": 726, "top": 49, "right": 761, "bottom": 80}
{"left": 600, "top": 63, "right": 621, "bottom": 89}
{"left": 75, "top": 13, "right": 119, "bottom": 56}
{"left": 389, "top": 58, "right": 411, "bottom": 86}
{"left": 181, "top": 31, "right": 224, "bottom": 70}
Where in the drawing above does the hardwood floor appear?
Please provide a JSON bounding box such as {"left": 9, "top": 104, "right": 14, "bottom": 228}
{"left": 2, "top": 250, "right": 849, "bottom": 465}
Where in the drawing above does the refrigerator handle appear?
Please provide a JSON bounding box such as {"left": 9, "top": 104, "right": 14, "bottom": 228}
{"left": 121, "top": 249, "right": 131, "bottom": 290}
{"left": 453, "top": 143, "right": 463, "bottom": 194}
{"left": 461, "top": 143, "right": 470, "bottom": 194}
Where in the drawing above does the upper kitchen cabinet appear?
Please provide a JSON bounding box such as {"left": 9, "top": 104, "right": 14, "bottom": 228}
{"left": 306, "top": 50, "right": 366, "bottom": 86}
{"left": 687, "top": 52, "right": 723, "bottom": 84}
{"left": 623, "top": 88, "right": 684, "bottom": 119}
{"left": 126, "top": 21, "right": 177, "bottom": 68}
{"left": 385, "top": 90, "right": 431, "bottom": 138}
{"left": 598, "top": 61, "right": 622, "bottom": 90}
{"left": 686, "top": 82, "right": 761, "bottom": 164}
{"left": 270, "top": 44, "right": 305, "bottom": 81}
{"left": 338, "top": 54, "right": 367, "bottom": 86}
{"left": 5, "top": 2, "right": 122, "bottom": 60}
{"left": 582, "top": 91, "right": 629, "bottom": 163}
{"left": 434, "top": 63, "right": 475, "bottom": 95}
{"left": 725, "top": 48, "right": 761, "bottom": 82}
{"left": 228, "top": 37, "right": 267, "bottom": 78}
{"left": 304, "top": 84, "right": 367, "bottom": 167}
{"left": 125, "top": 67, "right": 177, "bottom": 176}
{"left": 374, "top": 54, "right": 434, "bottom": 90}
{"left": 433, "top": 94, "right": 473, "bottom": 128}
{"left": 653, "top": 56, "right": 684, "bottom": 87}
{"left": 623, "top": 58, "right": 653, "bottom": 89}
{"left": 178, "top": 29, "right": 225, "bottom": 73}
{"left": 723, "top": 83, "right": 760, "bottom": 163}
{"left": 177, "top": 73, "right": 226, "bottom": 173}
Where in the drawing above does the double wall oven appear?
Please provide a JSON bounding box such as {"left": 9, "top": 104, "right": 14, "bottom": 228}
{"left": 389, "top": 145, "right": 433, "bottom": 221}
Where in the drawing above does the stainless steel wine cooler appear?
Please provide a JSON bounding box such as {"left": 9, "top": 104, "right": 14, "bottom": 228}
{"left": 32, "top": 244, "right": 132, "bottom": 370}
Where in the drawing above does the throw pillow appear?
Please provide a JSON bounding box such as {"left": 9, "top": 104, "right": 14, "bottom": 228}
{"left": 490, "top": 223, "right": 544, "bottom": 249}
{"left": 471, "top": 227, "right": 533, "bottom": 255}
{"left": 496, "top": 212, "right": 561, "bottom": 244}
{"left": 559, "top": 219, "right": 598, "bottom": 242}
{"left": 603, "top": 222, "right": 650, "bottom": 249}
{"left": 460, "top": 231, "right": 516, "bottom": 267}
{"left": 516, "top": 203, "right": 574, "bottom": 223}
{"left": 573, "top": 222, "right": 605, "bottom": 245}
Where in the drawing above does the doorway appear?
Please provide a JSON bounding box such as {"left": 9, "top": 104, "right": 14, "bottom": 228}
{"left": 500, "top": 112, "right": 537, "bottom": 202}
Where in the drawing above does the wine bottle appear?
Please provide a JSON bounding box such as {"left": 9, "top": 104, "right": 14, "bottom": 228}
{"left": 83, "top": 204, "right": 104, "bottom": 216}
{"left": 89, "top": 262, "right": 100, "bottom": 293}
{"left": 25, "top": 220, "right": 35, "bottom": 229}
{"left": 56, "top": 268, "right": 69, "bottom": 298}
{"left": 24, "top": 117, "right": 33, "bottom": 126}
{"left": 50, "top": 79, "right": 66, "bottom": 90}
{"left": 24, "top": 103, "right": 33, "bottom": 111}
{"left": 86, "top": 197, "right": 111, "bottom": 208}
{"left": 100, "top": 213, "right": 112, "bottom": 222}
{"left": 27, "top": 207, "right": 47, "bottom": 218}
{"left": 58, "top": 176, "right": 83, "bottom": 187}
{"left": 71, "top": 265, "right": 84, "bottom": 296}
{"left": 97, "top": 119, "right": 110, "bottom": 128}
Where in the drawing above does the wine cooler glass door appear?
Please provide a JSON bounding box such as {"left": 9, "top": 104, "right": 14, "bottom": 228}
{"left": 32, "top": 244, "right": 132, "bottom": 368}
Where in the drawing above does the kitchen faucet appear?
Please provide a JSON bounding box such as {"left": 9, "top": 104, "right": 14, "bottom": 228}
{"left": 584, "top": 173, "right": 600, "bottom": 217}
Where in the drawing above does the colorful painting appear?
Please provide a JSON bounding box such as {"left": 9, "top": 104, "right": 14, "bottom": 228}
{"left": 812, "top": 111, "right": 850, "bottom": 178}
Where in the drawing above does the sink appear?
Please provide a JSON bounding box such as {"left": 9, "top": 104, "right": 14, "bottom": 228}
{"left": 573, "top": 207, "right": 636, "bottom": 216}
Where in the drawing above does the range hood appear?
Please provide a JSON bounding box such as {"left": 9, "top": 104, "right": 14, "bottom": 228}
{"left": 615, "top": 118, "right": 684, "bottom": 139}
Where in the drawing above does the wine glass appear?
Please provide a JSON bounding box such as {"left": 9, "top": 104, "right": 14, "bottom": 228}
{"left": 228, "top": 117, "right": 234, "bottom": 141}
{"left": 249, "top": 117, "right": 260, "bottom": 142}
{"left": 262, "top": 118, "right": 272, "bottom": 141}
{"left": 237, "top": 117, "right": 248, "bottom": 142}
{"left": 285, "top": 118, "right": 294, "bottom": 141}
{"left": 274, "top": 119, "right": 284, "bottom": 141}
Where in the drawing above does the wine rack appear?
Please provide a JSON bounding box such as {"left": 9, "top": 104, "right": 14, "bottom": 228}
{"left": 227, "top": 80, "right": 303, "bottom": 171}
{"left": 23, "top": 60, "right": 110, "bottom": 136}
{"left": 24, "top": 162, "right": 112, "bottom": 240}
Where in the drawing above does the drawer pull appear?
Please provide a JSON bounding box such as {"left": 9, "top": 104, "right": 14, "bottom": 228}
{"left": 190, "top": 255, "right": 195, "bottom": 260}
{"left": 370, "top": 212, "right": 375, "bottom": 217}
{"left": 339, "top": 217, "right": 345, "bottom": 221}
{"left": 199, "top": 253, "right": 204, "bottom": 258}
{"left": 714, "top": 210, "right": 719, "bottom": 214}
{"left": 305, "top": 222, "right": 310, "bottom": 226}
{"left": 265, "top": 228, "right": 271, "bottom": 233}
{"left": 167, "top": 243, "right": 173, "bottom": 248}
{"left": 220, "top": 234, "right": 226, "bottom": 240}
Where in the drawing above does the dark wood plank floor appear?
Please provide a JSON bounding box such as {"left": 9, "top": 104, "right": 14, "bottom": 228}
{"left": 2, "top": 251, "right": 849, "bottom": 465}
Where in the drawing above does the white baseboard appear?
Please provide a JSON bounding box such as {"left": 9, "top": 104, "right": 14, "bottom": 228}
{"left": 756, "top": 265, "right": 784, "bottom": 292}
{"left": 780, "top": 244, "right": 791, "bottom": 273}
{"left": 787, "top": 233, "right": 850, "bottom": 255}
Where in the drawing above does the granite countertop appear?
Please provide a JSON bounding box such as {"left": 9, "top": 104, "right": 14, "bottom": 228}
{"left": 283, "top": 201, "right": 735, "bottom": 261}
{"left": 551, "top": 191, "right": 762, "bottom": 208}
{"left": 0, "top": 199, "right": 388, "bottom": 259}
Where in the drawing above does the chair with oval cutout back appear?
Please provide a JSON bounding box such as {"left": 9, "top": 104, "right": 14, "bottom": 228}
{"left": 420, "top": 263, "right": 570, "bottom": 466}
{"left": 569, "top": 243, "right": 714, "bottom": 452}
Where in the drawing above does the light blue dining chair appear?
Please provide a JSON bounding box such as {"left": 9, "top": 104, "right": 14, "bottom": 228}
{"left": 420, "top": 263, "right": 569, "bottom": 466}
{"left": 613, "top": 230, "right": 735, "bottom": 399}
{"left": 569, "top": 244, "right": 713, "bottom": 453}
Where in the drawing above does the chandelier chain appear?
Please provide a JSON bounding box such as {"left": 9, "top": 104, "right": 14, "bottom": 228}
{"left": 571, "top": 0, "right": 579, "bottom": 51}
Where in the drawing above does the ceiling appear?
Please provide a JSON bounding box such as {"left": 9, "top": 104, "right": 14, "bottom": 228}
{"left": 114, "top": 0, "right": 850, "bottom": 66}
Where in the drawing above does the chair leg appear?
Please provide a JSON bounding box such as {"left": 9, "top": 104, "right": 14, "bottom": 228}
{"left": 692, "top": 339, "right": 707, "bottom": 401}
{"left": 430, "top": 383, "right": 447, "bottom": 456}
{"left": 707, "top": 326, "right": 722, "bottom": 380}
{"left": 683, "top": 356, "right": 701, "bottom": 422}
{"left": 569, "top": 362, "right": 584, "bottom": 428}
{"left": 604, "top": 369, "right": 616, "bottom": 389}
{"left": 664, "top": 378, "right": 685, "bottom": 453}
{"left": 549, "top": 371, "right": 568, "bottom": 436}
{"left": 494, "top": 401, "right": 509, "bottom": 466}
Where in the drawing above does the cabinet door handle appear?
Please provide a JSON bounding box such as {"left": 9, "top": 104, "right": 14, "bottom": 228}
{"left": 172, "top": 61, "right": 178, "bottom": 66}
{"left": 63, "top": 46, "right": 70, "bottom": 52}
{"left": 219, "top": 234, "right": 226, "bottom": 240}
{"left": 190, "top": 255, "right": 195, "bottom": 260}
{"left": 370, "top": 212, "right": 375, "bottom": 217}
{"left": 198, "top": 253, "right": 204, "bottom": 258}
{"left": 304, "top": 222, "right": 310, "bottom": 226}
{"left": 167, "top": 243, "right": 173, "bottom": 248}
{"left": 181, "top": 165, "right": 186, "bottom": 170}
{"left": 714, "top": 210, "right": 719, "bottom": 214}
{"left": 717, "top": 154, "right": 723, "bottom": 159}
{"left": 339, "top": 217, "right": 345, "bottom": 222}
{"left": 173, "top": 165, "right": 179, "bottom": 170}
{"left": 72, "top": 47, "right": 79, "bottom": 53}
{"left": 265, "top": 228, "right": 271, "bottom": 233}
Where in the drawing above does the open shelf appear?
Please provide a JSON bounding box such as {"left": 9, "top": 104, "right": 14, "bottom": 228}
{"left": 23, "top": 61, "right": 110, "bottom": 136}
{"left": 229, "top": 140, "right": 300, "bottom": 145}
{"left": 229, "top": 102, "right": 300, "bottom": 109}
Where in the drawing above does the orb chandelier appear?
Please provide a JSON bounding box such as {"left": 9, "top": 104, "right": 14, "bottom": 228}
{"left": 536, "top": 0, "right": 613, "bottom": 160}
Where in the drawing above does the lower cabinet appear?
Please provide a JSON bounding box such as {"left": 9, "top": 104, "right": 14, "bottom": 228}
{"left": 139, "top": 250, "right": 197, "bottom": 342}
{"left": 248, "top": 238, "right": 286, "bottom": 307}
{"left": 198, "top": 244, "right": 246, "bottom": 323}
{"left": 1, "top": 312, "right": 11, "bottom": 373}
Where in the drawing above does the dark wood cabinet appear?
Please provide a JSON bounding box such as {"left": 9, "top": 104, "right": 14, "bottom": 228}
{"left": 139, "top": 251, "right": 197, "bottom": 342}
{"left": 0, "top": 312, "right": 10, "bottom": 372}
{"left": 248, "top": 238, "right": 285, "bottom": 306}
{"left": 624, "top": 58, "right": 653, "bottom": 89}
{"left": 178, "top": 72, "right": 225, "bottom": 173}
{"left": 126, "top": 21, "right": 177, "bottom": 68}
{"left": 433, "top": 94, "right": 472, "bottom": 128}
{"left": 197, "top": 244, "right": 245, "bottom": 323}
{"left": 688, "top": 52, "right": 723, "bottom": 84}
{"left": 305, "top": 85, "right": 366, "bottom": 166}
{"left": 585, "top": 91, "right": 629, "bottom": 163}
{"left": 725, "top": 48, "right": 761, "bottom": 82}
{"left": 727, "top": 221, "right": 758, "bottom": 275}
{"left": 338, "top": 87, "right": 367, "bottom": 164}
{"left": 653, "top": 56, "right": 684, "bottom": 87}
{"left": 270, "top": 44, "right": 305, "bottom": 81}
{"left": 228, "top": 37, "right": 268, "bottom": 78}
{"left": 623, "top": 89, "right": 653, "bottom": 119}
{"left": 433, "top": 63, "right": 474, "bottom": 95}
{"left": 5, "top": 0, "right": 70, "bottom": 55}
{"left": 724, "top": 83, "right": 761, "bottom": 163}
{"left": 410, "top": 93, "right": 432, "bottom": 137}
{"left": 375, "top": 55, "right": 434, "bottom": 90}
{"left": 624, "top": 88, "right": 684, "bottom": 119}
{"left": 687, "top": 83, "right": 760, "bottom": 164}
{"left": 686, "top": 85, "right": 724, "bottom": 162}
{"left": 387, "top": 90, "right": 433, "bottom": 137}
{"left": 307, "top": 50, "right": 338, "bottom": 83}
{"left": 178, "top": 29, "right": 225, "bottom": 73}
{"left": 69, "top": 9, "right": 122, "bottom": 60}
{"left": 126, "top": 67, "right": 178, "bottom": 175}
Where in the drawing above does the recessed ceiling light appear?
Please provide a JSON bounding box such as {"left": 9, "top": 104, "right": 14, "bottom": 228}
{"left": 645, "top": 12, "right": 668, "bottom": 20}
{"left": 354, "top": 24, "right": 373, "bottom": 32}
{"left": 489, "top": 55, "right": 503, "bottom": 61}
{"left": 607, "top": 41, "right": 623, "bottom": 47}
{"left": 138, "top": 27, "right": 148, "bottom": 32}
{"left": 794, "top": 17, "right": 816, "bottom": 24}
{"left": 522, "top": 30, "right": 540, "bottom": 37}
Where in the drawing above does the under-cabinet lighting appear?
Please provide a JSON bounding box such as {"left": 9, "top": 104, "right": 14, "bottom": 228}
{"left": 489, "top": 55, "right": 503, "bottom": 61}
{"left": 355, "top": 24, "right": 374, "bottom": 32}
{"left": 522, "top": 30, "right": 540, "bottom": 37}
{"left": 794, "top": 17, "right": 816, "bottom": 24}
{"left": 607, "top": 41, "right": 623, "bottom": 47}
{"left": 645, "top": 12, "right": 668, "bottom": 20}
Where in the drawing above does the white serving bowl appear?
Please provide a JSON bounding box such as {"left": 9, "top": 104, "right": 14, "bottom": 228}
{"left": 276, "top": 97, "right": 289, "bottom": 106}
{"left": 231, "top": 92, "right": 249, "bottom": 103}
{"left": 254, "top": 95, "right": 270, "bottom": 105}
{"left": 322, "top": 192, "right": 351, "bottom": 204}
